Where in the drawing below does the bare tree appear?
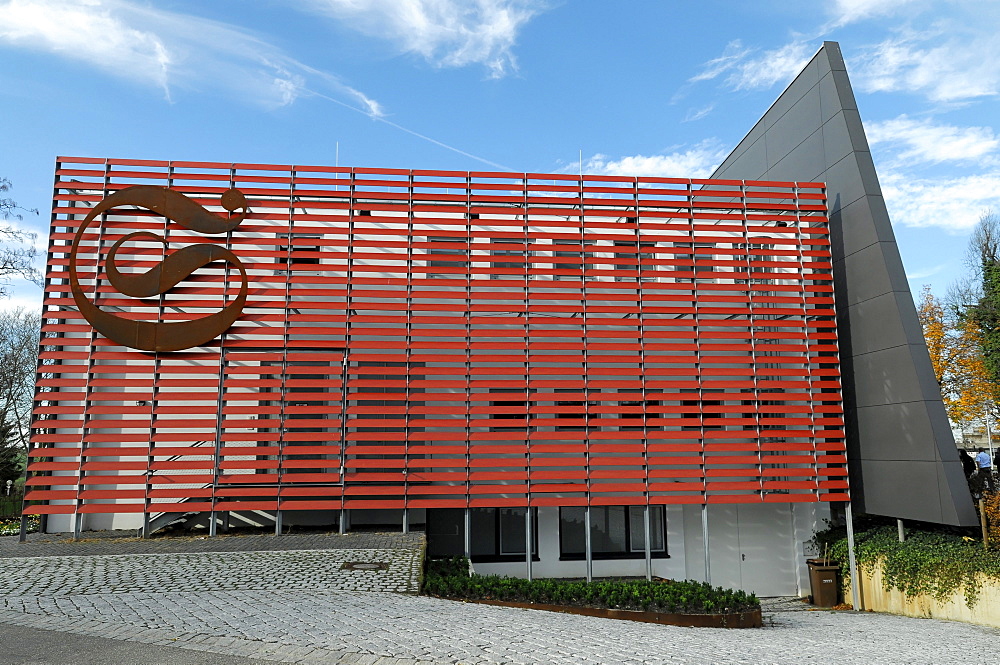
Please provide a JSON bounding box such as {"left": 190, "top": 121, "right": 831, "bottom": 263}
{"left": 0, "top": 308, "right": 40, "bottom": 452}
{"left": 0, "top": 177, "right": 42, "bottom": 297}
{"left": 967, "top": 211, "right": 1000, "bottom": 268}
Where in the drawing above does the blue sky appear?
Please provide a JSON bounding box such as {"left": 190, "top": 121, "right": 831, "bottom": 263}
{"left": 2, "top": 0, "right": 1000, "bottom": 311}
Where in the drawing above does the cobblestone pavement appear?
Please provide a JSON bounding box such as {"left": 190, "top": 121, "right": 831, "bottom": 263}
{"left": 0, "top": 529, "right": 425, "bottom": 558}
{"left": 1, "top": 533, "right": 999, "bottom": 664}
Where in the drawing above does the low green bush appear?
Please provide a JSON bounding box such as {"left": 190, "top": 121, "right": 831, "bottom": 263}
{"left": 422, "top": 556, "right": 759, "bottom": 614}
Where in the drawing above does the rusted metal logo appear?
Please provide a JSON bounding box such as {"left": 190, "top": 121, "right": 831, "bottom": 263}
{"left": 69, "top": 186, "right": 249, "bottom": 352}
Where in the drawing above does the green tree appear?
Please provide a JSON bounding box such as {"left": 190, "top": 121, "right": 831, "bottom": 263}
{"left": 949, "top": 212, "right": 1000, "bottom": 388}
{"left": 0, "top": 415, "right": 21, "bottom": 485}
{"left": 973, "top": 258, "right": 1000, "bottom": 386}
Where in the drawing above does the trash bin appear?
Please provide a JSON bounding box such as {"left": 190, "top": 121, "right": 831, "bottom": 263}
{"left": 806, "top": 558, "right": 840, "bottom": 607}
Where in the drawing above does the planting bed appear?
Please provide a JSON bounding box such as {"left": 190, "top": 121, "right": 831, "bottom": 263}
{"left": 423, "top": 557, "right": 762, "bottom": 629}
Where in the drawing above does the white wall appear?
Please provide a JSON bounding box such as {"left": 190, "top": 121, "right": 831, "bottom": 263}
{"left": 475, "top": 502, "right": 827, "bottom": 597}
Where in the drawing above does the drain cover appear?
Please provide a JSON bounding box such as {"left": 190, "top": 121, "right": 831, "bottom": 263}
{"left": 341, "top": 561, "right": 389, "bottom": 571}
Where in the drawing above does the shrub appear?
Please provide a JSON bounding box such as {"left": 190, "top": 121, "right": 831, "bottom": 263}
{"left": 422, "top": 556, "right": 759, "bottom": 614}
{"left": 821, "top": 524, "right": 1000, "bottom": 609}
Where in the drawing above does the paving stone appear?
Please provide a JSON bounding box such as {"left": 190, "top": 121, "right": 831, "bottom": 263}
{"left": 2, "top": 531, "right": 1000, "bottom": 664}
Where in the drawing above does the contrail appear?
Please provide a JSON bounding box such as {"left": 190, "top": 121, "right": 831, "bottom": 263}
{"left": 306, "top": 89, "right": 515, "bottom": 172}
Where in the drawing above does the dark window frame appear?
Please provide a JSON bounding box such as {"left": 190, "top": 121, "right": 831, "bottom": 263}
{"left": 470, "top": 507, "right": 540, "bottom": 563}
{"left": 558, "top": 505, "right": 670, "bottom": 561}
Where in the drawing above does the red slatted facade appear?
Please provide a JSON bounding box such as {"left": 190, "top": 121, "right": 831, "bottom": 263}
{"left": 24, "top": 157, "right": 848, "bottom": 520}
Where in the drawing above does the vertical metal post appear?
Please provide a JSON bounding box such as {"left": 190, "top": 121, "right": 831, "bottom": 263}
{"left": 274, "top": 510, "right": 283, "bottom": 535}
{"left": 643, "top": 505, "right": 652, "bottom": 581}
{"left": 845, "top": 502, "right": 861, "bottom": 610}
{"left": 897, "top": 518, "right": 905, "bottom": 543}
{"left": 463, "top": 508, "right": 471, "bottom": 559}
{"left": 525, "top": 508, "right": 533, "bottom": 581}
{"left": 789, "top": 504, "right": 803, "bottom": 596}
{"left": 142, "top": 511, "right": 151, "bottom": 539}
{"left": 402, "top": 508, "right": 409, "bottom": 534}
{"left": 18, "top": 514, "right": 28, "bottom": 543}
{"left": 584, "top": 505, "right": 593, "bottom": 582}
{"left": 338, "top": 508, "right": 346, "bottom": 534}
{"left": 72, "top": 513, "right": 82, "bottom": 540}
{"left": 988, "top": 416, "right": 994, "bottom": 467}
{"left": 209, "top": 512, "right": 217, "bottom": 537}
{"left": 702, "top": 504, "right": 711, "bottom": 584}
{"left": 980, "top": 498, "right": 989, "bottom": 550}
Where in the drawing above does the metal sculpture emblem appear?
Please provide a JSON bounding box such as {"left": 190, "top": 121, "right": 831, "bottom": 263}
{"left": 69, "top": 186, "right": 249, "bottom": 352}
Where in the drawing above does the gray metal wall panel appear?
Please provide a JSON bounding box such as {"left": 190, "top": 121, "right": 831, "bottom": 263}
{"left": 768, "top": 130, "right": 826, "bottom": 182}
{"left": 835, "top": 243, "right": 909, "bottom": 307}
{"left": 830, "top": 195, "right": 893, "bottom": 259}
{"left": 856, "top": 402, "right": 947, "bottom": 461}
{"left": 847, "top": 292, "right": 925, "bottom": 357}
{"left": 711, "top": 41, "right": 977, "bottom": 526}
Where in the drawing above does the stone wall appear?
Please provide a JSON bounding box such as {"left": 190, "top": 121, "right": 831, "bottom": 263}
{"left": 850, "top": 563, "right": 1000, "bottom": 628}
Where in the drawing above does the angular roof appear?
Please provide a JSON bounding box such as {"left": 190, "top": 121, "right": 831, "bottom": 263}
{"left": 712, "top": 41, "right": 977, "bottom": 526}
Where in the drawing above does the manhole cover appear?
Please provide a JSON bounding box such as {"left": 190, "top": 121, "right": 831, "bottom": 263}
{"left": 341, "top": 561, "right": 389, "bottom": 571}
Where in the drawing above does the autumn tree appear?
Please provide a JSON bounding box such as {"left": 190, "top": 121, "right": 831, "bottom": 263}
{"left": 918, "top": 286, "right": 999, "bottom": 432}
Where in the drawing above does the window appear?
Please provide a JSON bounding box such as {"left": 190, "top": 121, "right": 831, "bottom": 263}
{"left": 277, "top": 234, "right": 321, "bottom": 274}
{"left": 619, "top": 400, "right": 657, "bottom": 432}
{"left": 354, "top": 361, "right": 407, "bottom": 421}
{"left": 351, "top": 361, "right": 411, "bottom": 476}
{"left": 259, "top": 358, "right": 336, "bottom": 475}
{"left": 426, "top": 236, "right": 467, "bottom": 277}
{"left": 425, "top": 507, "right": 539, "bottom": 561}
{"left": 282, "top": 363, "right": 334, "bottom": 474}
{"left": 471, "top": 507, "right": 538, "bottom": 560}
{"left": 489, "top": 388, "right": 524, "bottom": 432}
{"left": 555, "top": 400, "right": 588, "bottom": 431}
{"left": 613, "top": 239, "right": 654, "bottom": 281}
{"left": 552, "top": 239, "right": 579, "bottom": 278}
{"left": 559, "top": 505, "right": 667, "bottom": 560}
{"left": 489, "top": 239, "right": 524, "bottom": 279}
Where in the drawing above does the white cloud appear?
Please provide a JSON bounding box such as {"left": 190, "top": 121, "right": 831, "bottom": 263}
{"left": 584, "top": 141, "right": 729, "bottom": 179}
{"left": 690, "top": 4, "right": 1000, "bottom": 106}
{"left": 905, "top": 263, "right": 947, "bottom": 280}
{"left": 299, "top": 0, "right": 542, "bottom": 77}
{"left": 828, "top": 0, "right": 921, "bottom": 27}
{"left": 880, "top": 170, "right": 1000, "bottom": 232}
{"left": 851, "top": 32, "right": 1000, "bottom": 103}
{"left": 683, "top": 104, "right": 715, "bottom": 122}
{"left": 0, "top": 0, "right": 171, "bottom": 95}
{"left": 689, "top": 40, "right": 814, "bottom": 91}
{"left": 0, "top": 0, "right": 381, "bottom": 112}
{"left": 867, "top": 115, "right": 1000, "bottom": 165}
{"left": 689, "top": 41, "right": 753, "bottom": 84}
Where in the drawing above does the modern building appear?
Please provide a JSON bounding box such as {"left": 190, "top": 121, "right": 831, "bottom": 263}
{"left": 21, "top": 42, "right": 975, "bottom": 597}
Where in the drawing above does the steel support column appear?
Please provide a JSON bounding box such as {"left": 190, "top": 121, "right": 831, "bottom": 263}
{"left": 525, "top": 508, "right": 533, "bottom": 581}
{"left": 464, "top": 508, "right": 471, "bottom": 559}
{"left": 643, "top": 505, "right": 652, "bottom": 581}
{"left": 702, "top": 504, "right": 711, "bottom": 585}
{"left": 846, "top": 502, "right": 861, "bottom": 610}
